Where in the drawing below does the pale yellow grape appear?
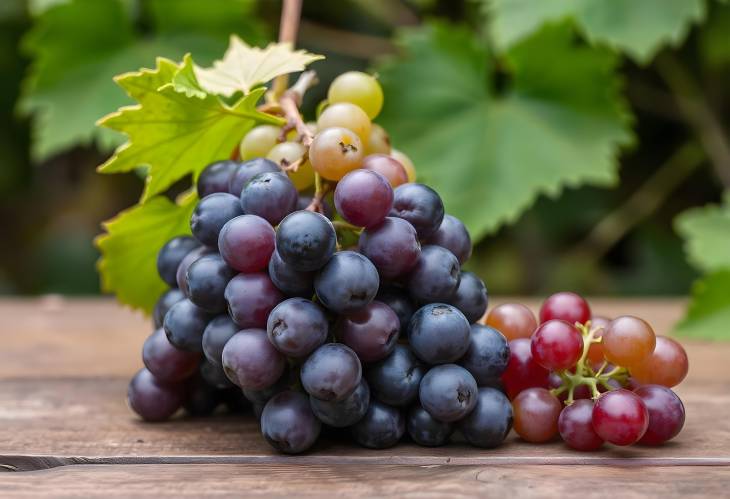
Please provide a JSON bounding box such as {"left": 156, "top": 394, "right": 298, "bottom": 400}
{"left": 365, "top": 124, "right": 391, "bottom": 155}
{"left": 266, "top": 141, "right": 314, "bottom": 190}
{"left": 391, "top": 149, "right": 416, "bottom": 182}
{"left": 239, "top": 125, "right": 279, "bottom": 160}
{"left": 327, "top": 71, "right": 383, "bottom": 119}
{"left": 309, "top": 127, "right": 364, "bottom": 181}
{"left": 317, "top": 103, "right": 371, "bottom": 147}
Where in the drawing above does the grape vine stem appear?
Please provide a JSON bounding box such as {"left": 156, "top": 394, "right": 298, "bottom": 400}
{"left": 279, "top": 70, "right": 319, "bottom": 147}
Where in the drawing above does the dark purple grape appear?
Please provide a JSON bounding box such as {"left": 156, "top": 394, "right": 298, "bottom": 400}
{"left": 261, "top": 391, "right": 321, "bottom": 454}
{"left": 336, "top": 301, "right": 400, "bottom": 363}
{"left": 222, "top": 329, "right": 286, "bottom": 390}
{"left": 186, "top": 253, "right": 235, "bottom": 313}
{"left": 358, "top": 217, "right": 421, "bottom": 279}
{"left": 334, "top": 169, "right": 393, "bottom": 228}
{"left": 448, "top": 271, "right": 488, "bottom": 323}
{"left": 407, "top": 245, "right": 460, "bottom": 304}
{"left": 459, "top": 324, "right": 510, "bottom": 385}
{"left": 268, "top": 250, "right": 315, "bottom": 298}
{"left": 310, "top": 378, "right": 370, "bottom": 427}
{"left": 224, "top": 272, "right": 285, "bottom": 328}
{"left": 276, "top": 211, "right": 336, "bottom": 271}
{"left": 407, "top": 404, "right": 453, "bottom": 446}
{"left": 558, "top": 399, "right": 604, "bottom": 451}
{"left": 376, "top": 286, "right": 415, "bottom": 335}
{"left": 351, "top": 399, "right": 404, "bottom": 449}
{"left": 366, "top": 344, "right": 425, "bottom": 407}
{"left": 142, "top": 328, "right": 200, "bottom": 382}
{"left": 297, "top": 195, "right": 333, "bottom": 219}
{"left": 240, "top": 171, "right": 298, "bottom": 225}
{"left": 408, "top": 303, "right": 470, "bottom": 364}
{"left": 157, "top": 236, "right": 200, "bottom": 288}
{"left": 176, "top": 246, "right": 212, "bottom": 295}
{"left": 218, "top": 214, "right": 276, "bottom": 273}
{"left": 127, "top": 368, "right": 185, "bottom": 422}
{"left": 198, "top": 160, "right": 239, "bottom": 198}
{"left": 190, "top": 193, "right": 243, "bottom": 247}
{"left": 314, "top": 251, "right": 379, "bottom": 314}
{"left": 419, "top": 364, "right": 477, "bottom": 422}
{"left": 242, "top": 367, "right": 292, "bottom": 405}
{"left": 163, "top": 298, "right": 213, "bottom": 352}
{"left": 458, "top": 387, "right": 513, "bottom": 448}
{"left": 153, "top": 288, "right": 185, "bottom": 328}
{"left": 389, "top": 183, "right": 444, "bottom": 239}
{"left": 202, "top": 315, "right": 239, "bottom": 366}
{"left": 301, "top": 343, "right": 362, "bottom": 401}
{"left": 184, "top": 372, "right": 222, "bottom": 416}
{"left": 635, "top": 385, "right": 685, "bottom": 446}
{"left": 426, "top": 214, "right": 471, "bottom": 264}
{"left": 267, "top": 298, "right": 328, "bottom": 358}
{"left": 228, "top": 158, "right": 280, "bottom": 197}
{"left": 200, "top": 358, "right": 234, "bottom": 389}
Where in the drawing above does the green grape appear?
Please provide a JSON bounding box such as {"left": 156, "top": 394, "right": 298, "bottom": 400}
{"left": 365, "top": 124, "right": 391, "bottom": 155}
{"left": 239, "top": 125, "right": 280, "bottom": 160}
{"left": 327, "top": 71, "right": 383, "bottom": 119}
{"left": 266, "top": 141, "right": 314, "bottom": 191}
{"left": 317, "top": 103, "right": 371, "bottom": 147}
{"left": 309, "top": 127, "right": 364, "bottom": 181}
{"left": 391, "top": 149, "right": 416, "bottom": 182}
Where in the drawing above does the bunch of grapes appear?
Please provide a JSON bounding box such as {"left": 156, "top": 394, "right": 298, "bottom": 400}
{"left": 491, "top": 292, "right": 689, "bottom": 450}
{"left": 127, "top": 71, "right": 513, "bottom": 453}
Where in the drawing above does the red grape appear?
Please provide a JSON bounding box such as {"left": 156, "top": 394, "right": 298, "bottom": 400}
{"left": 334, "top": 169, "right": 394, "bottom": 228}
{"left": 485, "top": 303, "right": 537, "bottom": 341}
{"left": 634, "top": 385, "right": 685, "bottom": 445}
{"left": 501, "top": 338, "right": 550, "bottom": 399}
{"left": 558, "top": 400, "right": 604, "bottom": 451}
{"left": 602, "top": 316, "right": 656, "bottom": 368}
{"left": 531, "top": 320, "right": 583, "bottom": 371}
{"left": 218, "top": 215, "right": 275, "bottom": 273}
{"left": 142, "top": 328, "right": 200, "bottom": 383}
{"left": 592, "top": 389, "right": 649, "bottom": 446}
{"left": 362, "top": 154, "right": 408, "bottom": 187}
{"left": 336, "top": 301, "right": 400, "bottom": 362}
{"left": 539, "top": 292, "right": 591, "bottom": 325}
{"left": 512, "top": 387, "right": 562, "bottom": 443}
{"left": 629, "top": 336, "right": 688, "bottom": 388}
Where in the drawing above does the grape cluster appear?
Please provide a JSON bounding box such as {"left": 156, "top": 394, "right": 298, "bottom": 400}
{"left": 492, "top": 292, "right": 688, "bottom": 450}
{"left": 127, "top": 72, "right": 512, "bottom": 453}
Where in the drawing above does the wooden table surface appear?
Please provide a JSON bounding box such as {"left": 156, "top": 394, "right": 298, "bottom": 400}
{"left": 0, "top": 297, "right": 728, "bottom": 498}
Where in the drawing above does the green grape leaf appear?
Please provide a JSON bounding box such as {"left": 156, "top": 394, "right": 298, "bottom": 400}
{"left": 675, "top": 192, "right": 730, "bottom": 273}
{"left": 486, "top": 0, "right": 705, "bottom": 64}
{"left": 193, "top": 36, "right": 324, "bottom": 96}
{"left": 674, "top": 270, "right": 730, "bottom": 340}
{"left": 376, "top": 22, "right": 632, "bottom": 241}
{"left": 95, "top": 193, "right": 197, "bottom": 313}
{"left": 700, "top": 1, "right": 730, "bottom": 68}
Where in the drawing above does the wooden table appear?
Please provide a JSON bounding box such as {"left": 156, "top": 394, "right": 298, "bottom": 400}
{"left": 0, "top": 297, "right": 728, "bottom": 497}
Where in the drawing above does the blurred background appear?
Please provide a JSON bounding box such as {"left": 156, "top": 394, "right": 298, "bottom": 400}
{"left": 1, "top": 0, "right": 728, "bottom": 337}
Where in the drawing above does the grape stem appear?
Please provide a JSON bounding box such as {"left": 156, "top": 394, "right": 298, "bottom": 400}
{"left": 278, "top": 70, "right": 319, "bottom": 147}
{"left": 305, "top": 173, "right": 331, "bottom": 214}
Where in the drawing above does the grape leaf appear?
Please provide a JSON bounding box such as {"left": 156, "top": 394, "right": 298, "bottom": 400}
{"left": 95, "top": 193, "right": 197, "bottom": 313}
{"left": 674, "top": 270, "right": 730, "bottom": 340}
{"left": 675, "top": 192, "right": 730, "bottom": 273}
{"left": 376, "top": 22, "right": 632, "bottom": 241}
{"left": 700, "top": 1, "right": 730, "bottom": 68}
{"left": 486, "top": 0, "right": 705, "bottom": 64}
{"left": 193, "top": 36, "right": 324, "bottom": 96}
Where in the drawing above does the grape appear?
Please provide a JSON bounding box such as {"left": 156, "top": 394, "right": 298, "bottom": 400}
{"left": 142, "top": 328, "right": 200, "bottom": 383}
{"left": 268, "top": 250, "right": 315, "bottom": 298}
{"left": 301, "top": 343, "right": 362, "bottom": 401}
{"left": 512, "top": 387, "right": 562, "bottom": 443}
{"left": 314, "top": 251, "right": 379, "bottom": 314}
{"left": 190, "top": 193, "right": 243, "bottom": 247}
{"left": 309, "top": 127, "right": 364, "bottom": 181}
{"left": 459, "top": 324, "right": 510, "bottom": 386}
{"left": 500, "top": 338, "right": 550, "bottom": 399}
{"left": 153, "top": 288, "right": 184, "bottom": 328}
{"left": 197, "top": 160, "right": 239, "bottom": 198}
{"left": 239, "top": 125, "right": 280, "bottom": 160}
{"left": 408, "top": 303, "right": 470, "bottom": 364}
{"left": 310, "top": 378, "right": 370, "bottom": 427}
{"left": 592, "top": 389, "right": 649, "bottom": 446}
{"left": 426, "top": 214, "right": 472, "bottom": 265}
{"left": 358, "top": 217, "right": 420, "bottom": 279}
{"left": 361, "top": 154, "right": 408, "bottom": 188}
{"left": 458, "top": 387, "right": 513, "bottom": 448}
{"left": 485, "top": 303, "right": 537, "bottom": 341}
{"left": 243, "top": 367, "right": 292, "bottom": 405}
{"left": 531, "top": 320, "right": 583, "bottom": 371}
{"left": 224, "top": 272, "right": 284, "bottom": 329}
{"left": 266, "top": 141, "right": 315, "bottom": 191}
{"left": 201, "top": 314, "right": 239, "bottom": 366}
{"left": 227, "top": 158, "right": 280, "bottom": 197}
{"left": 318, "top": 103, "right": 371, "bottom": 146}
{"left": 366, "top": 344, "right": 425, "bottom": 407}
{"left": 221, "top": 329, "right": 286, "bottom": 390}
{"left": 267, "top": 298, "right": 328, "bottom": 358}
{"left": 407, "top": 246, "right": 460, "bottom": 304}
{"left": 587, "top": 315, "right": 610, "bottom": 364}
{"left": 539, "top": 292, "right": 591, "bottom": 325}
{"left": 391, "top": 149, "right": 416, "bottom": 182}
{"left": 407, "top": 404, "right": 454, "bottom": 446}
{"left": 276, "top": 210, "right": 336, "bottom": 271}
{"left": 351, "top": 400, "right": 404, "bottom": 449}
{"left": 365, "top": 124, "right": 391, "bottom": 155}
{"left": 239, "top": 171, "right": 297, "bottom": 226}
{"left": 157, "top": 236, "right": 201, "bottom": 287}
{"left": 163, "top": 298, "right": 212, "bottom": 352}
{"left": 558, "top": 399, "right": 604, "bottom": 451}
{"left": 327, "top": 71, "right": 383, "bottom": 119}
{"left": 629, "top": 336, "right": 688, "bottom": 387}
{"left": 448, "top": 271, "right": 488, "bottom": 323}
{"left": 375, "top": 286, "right": 415, "bottom": 335}
{"left": 184, "top": 372, "right": 223, "bottom": 416}
{"left": 185, "top": 253, "right": 235, "bottom": 313}
{"left": 175, "top": 246, "right": 212, "bottom": 295}
{"left": 602, "top": 316, "right": 656, "bottom": 368}
{"left": 200, "top": 358, "right": 234, "bottom": 389}
{"left": 634, "top": 385, "right": 685, "bottom": 445}
{"left": 334, "top": 169, "right": 394, "bottom": 228}
{"left": 127, "top": 368, "right": 185, "bottom": 422}
{"left": 419, "top": 364, "right": 478, "bottom": 422}
{"left": 218, "top": 215, "right": 276, "bottom": 273}
{"left": 261, "top": 391, "right": 321, "bottom": 454}
{"left": 336, "top": 301, "right": 400, "bottom": 363}
{"left": 390, "top": 183, "right": 444, "bottom": 239}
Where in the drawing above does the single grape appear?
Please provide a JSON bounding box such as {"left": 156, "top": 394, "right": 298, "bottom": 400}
{"left": 153, "top": 288, "right": 185, "bottom": 328}
{"left": 227, "top": 158, "right": 280, "bottom": 197}
{"left": 359, "top": 217, "right": 421, "bottom": 279}
{"left": 317, "top": 102, "right": 371, "bottom": 145}
{"left": 268, "top": 250, "right": 315, "bottom": 298}
{"left": 218, "top": 215, "right": 276, "bottom": 273}
{"left": 365, "top": 124, "right": 391, "bottom": 155}
{"left": 142, "top": 328, "right": 200, "bottom": 383}
{"left": 239, "top": 125, "right": 280, "bottom": 160}
{"left": 334, "top": 169, "right": 394, "bottom": 228}
{"left": 407, "top": 404, "right": 454, "bottom": 446}
{"left": 261, "top": 391, "right": 321, "bottom": 454}
{"left": 592, "top": 389, "right": 649, "bottom": 446}
{"left": 157, "top": 236, "right": 201, "bottom": 288}
{"left": 224, "top": 272, "right": 284, "bottom": 329}
{"left": 390, "top": 183, "right": 444, "bottom": 239}
{"left": 276, "top": 210, "right": 336, "bottom": 271}
{"left": 419, "top": 364, "right": 478, "bottom": 422}
{"left": 375, "top": 286, "right": 415, "bottom": 335}
{"left": 500, "top": 338, "right": 550, "bottom": 399}
{"left": 458, "top": 387, "right": 513, "bottom": 448}
{"left": 587, "top": 315, "right": 610, "bottom": 364}
{"left": 426, "top": 214, "right": 472, "bottom": 265}
{"left": 366, "top": 344, "right": 425, "bottom": 407}
{"left": 163, "top": 298, "right": 213, "bottom": 352}
{"left": 310, "top": 378, "right": 370, "bottom": 427}
{"left": 190, "top": 193, "right": 243, "bottom": 247}
{"left": 558, "top": 399, "right": 604, "bottom": 451}
{"left": 407, "top": 245, "right": 460, "bottom": 304}
{"left": 222, "top": 329, "right": 286, "bottom": 390}
{"left": 486, "top": 303, "right": 538, "bottom": 341}
{"left": 200, "top": 358, "right": 234, "bottom": 389}
{"left": 634, "top": 385, "right": 685, "bottom": 445}
{"left": 175, "top": 246, "right": 211, "bottom": 296}
{"left": 127, "top": 368, "right": 186, "bottom": 422}
{"left": 512, "top": 387, "right": 562, "bottom": 443}
{"left": 361, "top": 154, "right": 408, "bottom": 188}
{"left": 448, "top": 271, "right": 488, "bottom": 323}
{"left": 629, "top": 336, "right": 688, "bottom": 387}
{"left": 201, "top": 314, "right": 239, "bottom": 366}
{"left": 301, "top": 343, "right": 362, "bottom": 401}
{"left": 314, "top": 251, "right": 379, "bottom": 314}
{"left": 391, "top": 149, "right": 416, "bottom": 182}
{"left": 185, "top": 253, "right": 235, "bottom": 313}
{"left": 240, "top": 171, "right": 298, "bottom": 226}
{"left": 327, "top": 71, "right": 383, "bottom": 119}
{"left": 531, "top": 320, "right": 583, "bottom": 371}
{"left": 197, "top": 160, "right": 239, "bottom": 198}
{"left": 267, "top": 141, "right": 315, "bottom": 190}
{"left": 459, "top": 324, "right": 510, "bottom": 386}
{"left": 267, "top": 297, "right": 328, "bottom": 358}
{"left": 539, "top": 292, "right": 591, "bottom": 325}
{"left": 408, "top": 303, "right": 470, "bottom": 365}
{"left": 602, "top": 316, "right": 656, "bottom": 368}
{"left": 184, "top": 372, "right": 223, "bottom": 416}
{"left": 309, "top": 127, "right": 364, "bottom": 181}
{"left": 351, "top": 400, "right": 404, "bottom": 449}
{"left": 336, "top": 301, "right": 400, "bottom": 363}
